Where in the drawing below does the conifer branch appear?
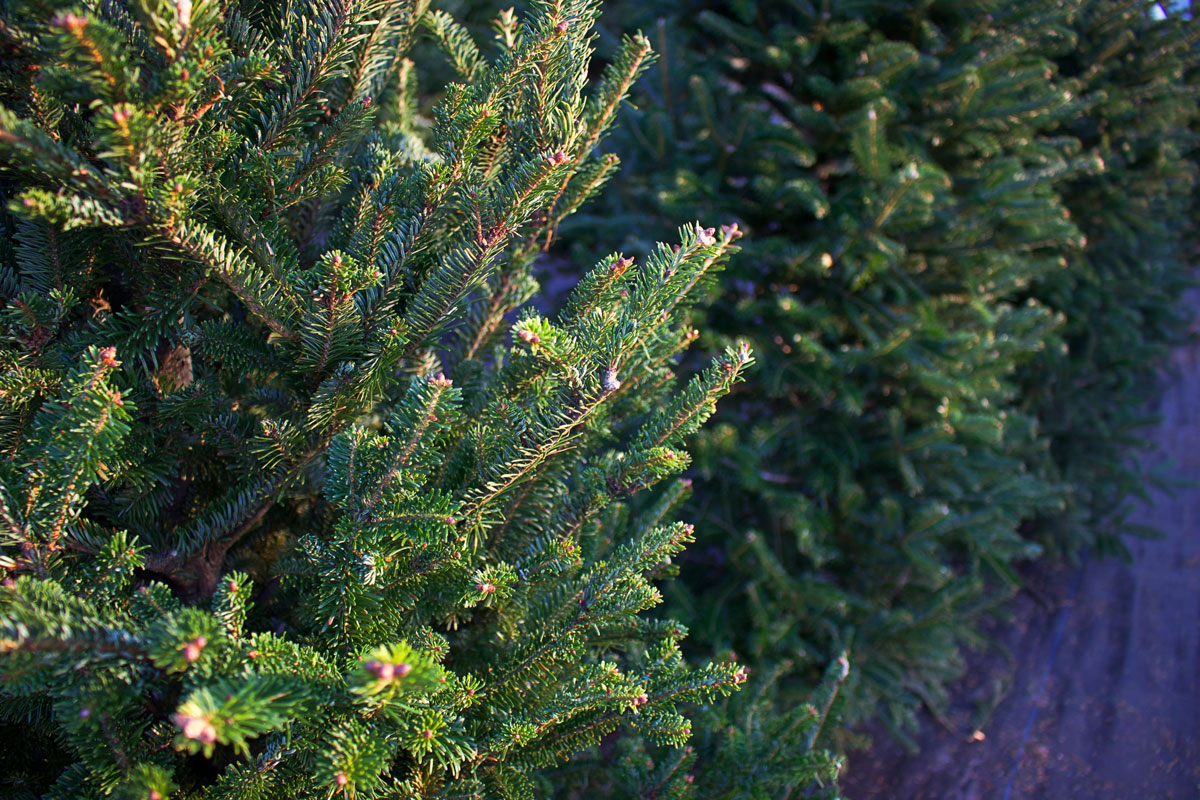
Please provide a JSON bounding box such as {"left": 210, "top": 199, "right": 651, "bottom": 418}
{"left": 460, "top": 384, "right": 612, "bottom": 529}
{"left": 162, "top": 220, "right": 300, "bottom": 343}
{"left": 541, "top": 33, "right": 652, "bottom": 247}
{"left": 804, "top": 655, "right": 850, "bottom": 751}
{"left": 255, "top": 0, "right": 358, "bottom": 154}
{"left": 363, "top": 374, "right": 453, "bottom": 514}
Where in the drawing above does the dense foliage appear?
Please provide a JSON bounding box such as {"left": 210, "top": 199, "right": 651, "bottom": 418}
{"left": 1017, "top": 0, "right": 1199, "bottom": 560}
{"left": 1, "top": 0, "right": 1196, "bottom": 796}
{"left": 0, "top": 0, "right": 847, "bottom": 796}
{"left": 566, "top": 0, "right": 1200, "bottom": 744}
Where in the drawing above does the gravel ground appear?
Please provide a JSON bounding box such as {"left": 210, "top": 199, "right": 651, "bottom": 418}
{"left": 842, "top": 315, "right": 1200, "bottom": 799}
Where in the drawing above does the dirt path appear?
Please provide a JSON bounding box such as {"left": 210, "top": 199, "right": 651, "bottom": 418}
{"left": 842, "top": 325, "right": 1200, "bottom": 798}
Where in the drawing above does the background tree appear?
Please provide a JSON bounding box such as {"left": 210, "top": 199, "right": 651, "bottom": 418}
{"left": 557, "top": 0, "right": 1200, "bottom": 746}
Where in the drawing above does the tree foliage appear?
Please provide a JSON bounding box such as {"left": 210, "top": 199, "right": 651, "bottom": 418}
{"left": 0, "top": 0, "right": 831, "bottom": 796}
{"left": 568, "top": 0, "right": 1199, "bottom": 744}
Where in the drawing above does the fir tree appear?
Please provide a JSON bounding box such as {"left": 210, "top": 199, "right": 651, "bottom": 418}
{"left": 567, "top": 0, "right": 1199, "bottom": 746}
{"left": 1018, "top": 0, "right": 1200, "bottom": 560}
{"left": 0, "top": 1, "right": 770, "bottom": 796}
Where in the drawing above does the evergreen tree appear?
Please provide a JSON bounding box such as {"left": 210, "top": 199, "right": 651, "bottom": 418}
{"left": 1018, "top": 0, "right": 1200, "bottom": 560}
{"left": 0, "top": 1, "right": 820, "bottom": 796}
{"left": 565, "top": 0, "right": 1199, "bottom": 745}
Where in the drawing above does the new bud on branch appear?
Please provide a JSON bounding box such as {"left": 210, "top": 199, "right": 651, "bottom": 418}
{"left": 173, "top": 712, "right": 217, "bottom": 744}
{"left": 365, "top": 661, "right": 412, "bottom": 682}
{"left": 182, "top": 636, "right": 207, "bottom": 664}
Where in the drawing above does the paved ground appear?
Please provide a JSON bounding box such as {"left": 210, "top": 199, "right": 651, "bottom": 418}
{"left": 842, "top": 318, "right": 1200, "bottom": 798}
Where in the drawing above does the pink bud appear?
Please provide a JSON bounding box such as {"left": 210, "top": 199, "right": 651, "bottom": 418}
{"left": 53, "top": 13, "right": 87, "bottom": 32}
{"left": 365, "top": 660, "right": 395, "bottom": 681}
{"left": 335, "top": 772, "right": 349, "bottom": 786}
{"left": 477, "top": 582, "right": 496, "bottom": 595}
{"left": 183, "top": 635, "right": 207, "bottom": 663}
{"left": 175, "top": 713, "right": 217, "bottom": 743}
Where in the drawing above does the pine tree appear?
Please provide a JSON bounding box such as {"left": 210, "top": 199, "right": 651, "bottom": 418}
{"left": 0, "top": 1, "right": 766, "bottom": 796}
{"left": 563, "top": 0, "right": 1199, "bottom": 745}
